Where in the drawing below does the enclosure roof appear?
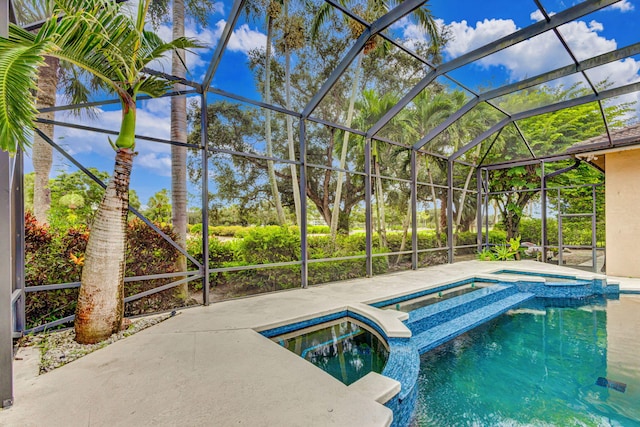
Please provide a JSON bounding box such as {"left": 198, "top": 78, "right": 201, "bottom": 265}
{"left": 10, "top": 0, "right": 640, "bottom": 169}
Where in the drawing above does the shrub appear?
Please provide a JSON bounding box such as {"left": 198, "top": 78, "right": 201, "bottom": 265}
{"left": 210, "top": 225, "right": 248, "bottom": 237}
{"left": 308, "top": 225, "right": 330, "bottom": 234}
{"left": 187, "top": 234, "right": 237, "bottom": 268}
{"left": 477, "top": 248, "right": 495, "bottom": 261}
{"left": 237, "top": 226, "right": 300, "bottom": 264}
{"left": 189, "top": 223, "right": 203, "bottom": 234}
{"left": 188, "top": 223, "right": 248, "bottom": 237}
{"left": 24, "top": 212, "right": 86, "bottom": 328}
{"left": 24, "top": 215, "right": 185, "bottom": 328}
{"left": 123, "top": 219, "right": 182, "bottom": 316}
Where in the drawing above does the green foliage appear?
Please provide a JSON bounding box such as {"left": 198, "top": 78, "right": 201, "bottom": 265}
{"left": 308, "top": 225, "right": 330, "bottom": 234}
{"left": 24, "top": 212, "right": 86, "bottom": 327}
{"left": 144, "top": 189, "right": 172, "bottom": 224}
{"left": 477, "top": 248, "right": 495, "bottom": 261}
{"left": 492, "top": 244, "right": 516, "bottom": 261}
{"left": 39, "top": 168, "right": 141, "bottom": 230}
{"left": 508, "top": 236, "right": 521, "bottom": 253}
{"left": 27, "top": 216, "right": 529, "bottom": 323}
{"left": 25, "top": 214, "right": 183, "bottom": 328}
{"left": 516, "top": 217, "right": 604, "bottom": 247}
{"left": 485, "top": 84, "right": 631, "bottom": 239}
{"left": 238, "top": 226, "right": 300, "bottom": 264}
{"left": 188, "top": 223, "right": 251, "bottom": 237}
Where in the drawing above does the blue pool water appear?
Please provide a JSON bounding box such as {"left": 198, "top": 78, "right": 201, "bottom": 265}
{"left": 412, "top": 296, "right": 640, "bottom": 426}
{"left": 274, "top": 318, "right": 389, "bottom": 385}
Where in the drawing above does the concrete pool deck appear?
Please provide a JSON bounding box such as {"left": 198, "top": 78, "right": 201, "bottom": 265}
{"left": 1, "top": 260, "right": 638, "bottom": 427}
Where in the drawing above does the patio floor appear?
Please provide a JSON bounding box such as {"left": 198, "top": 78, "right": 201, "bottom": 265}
{"left": 1, "top": 260, "right": 638, "bottom": 427}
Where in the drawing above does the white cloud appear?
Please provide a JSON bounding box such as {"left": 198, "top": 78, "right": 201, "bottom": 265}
{"left": 445, "top": 18, "right": 518, "bottom": 58}
{"left": 52, "top": 101, "right": 173, "bottom": 173}
{"left": 395, "top": 9, "right": 640, "bottom": 117}
{"left": 136, "top": 153, "right": 173, "bottom": 177}
{"left": 608, "top": 0, "right": 635, "bottom": 12}
{"left": 212, "top": 19, "right": 268, "bottom": 54}
{"left": 530, "top": 10, "right": 545, "bottom": 22}
{"left": 587, "top": 57, "right": 640, "bottom": 87}
{"left": 148, "top": 18, "right": 268, "bottom": 77}
{"left": 398, "top": 12, "right": 622, "bottom": 81}
{"left": 213, "top": 2, "right": 225, "bottom": 16}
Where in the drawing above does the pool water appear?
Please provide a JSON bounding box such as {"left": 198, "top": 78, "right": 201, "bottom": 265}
{"left": 384, "top": 283, "right": 486, "bottom": 312}
{"left": 274, "top": 319, "right": 389, "bottom": 385}
{"left": 413, "top": 296, "right": 640, "bottom": 426}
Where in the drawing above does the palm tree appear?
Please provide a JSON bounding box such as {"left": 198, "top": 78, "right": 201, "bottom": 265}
{"left": 311, "top": 0, "right": 442, "bottom": 241}
{"left": 264, "top": 0, "right": 287, "bottom": 224}
{"left": 149, "top": 0, "right": 214, "bottom": 301}
{"left": 278, "top": 1, "right": 305, "bottom": 227}
{"left": 352, "top": 90, "right": 402, "bottom": 247}
{"left": 0, "top": 0, "right": 200, "bottom": 343}
{"left": 12, "top": 0, "right": 57, "bottom": 224}
{"left": 171, "top": 0, "right": 190, "bottom": 300}
{"left": 399, "top": 89, "right": 464, "bottom": 245}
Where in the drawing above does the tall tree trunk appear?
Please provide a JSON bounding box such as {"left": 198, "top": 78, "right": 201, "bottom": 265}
{"left": 491, "top": 199, "right": 499, "bottom": 227}
{"left": 454, "top": 146, "right": 482, "bottom": 233}
{"left": 284, "top": 0, "right": 301, "bottom": 227}
{"left": 425, "top": 156, "right": 442, "bottom": 247}
{"left": 171, "top": 0, "right": 189, "bottom": 301}
{"left": 330, "top": 53, "right": 363, "bottom": 241}
{"left": 33, "top": 56, "right": 59, "bottom": 224}
{"left": 75, "top": 147, "right": 134, "bottom": 344}
{"left": 396, "top": 161, "right": 419, "bottom": 265}
{"left": 264, "top": 16, "right": 286, "bottom": 225}
{"left": 374, "top": 145, "right": 387, "bottom": 248}
{"left": 439, "top": 194, "right": 447, "bottom": 232}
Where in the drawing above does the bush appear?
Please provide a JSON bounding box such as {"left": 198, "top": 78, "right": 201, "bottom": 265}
{"left": 25, "top": 214, "right": 185, "bottom": 328}
{"left": 237, "top": 226, "right": 300, "bottom": 264}
{"left": 211, "top": 225, "right": 248, "bottom": 237}
{"left": 24, "top": 212, "right": 87, "bottom": 328}
{"left": 188, "top": 223, "right": 248, "bottom": 237}
{"left": 124, "top": 219, "right": 181, "bottom": 316}
{"left": 187, "top": 234, "right": 237, "bottom": 268}
{"left": 308, "top": 225, "right": 330, "bottom": 234}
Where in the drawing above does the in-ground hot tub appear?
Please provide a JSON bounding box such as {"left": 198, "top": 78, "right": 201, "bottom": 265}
{"left": 270, "top": 317, "right": 389, "bottom": 385}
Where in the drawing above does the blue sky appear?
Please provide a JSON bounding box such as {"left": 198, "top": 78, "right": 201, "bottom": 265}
{"left": 27, "top": 0, "right": 640, "bottom": 207}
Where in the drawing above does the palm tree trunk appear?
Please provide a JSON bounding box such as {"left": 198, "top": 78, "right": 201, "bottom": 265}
{"left": 374, "top": 146, "right": 387, "bottom": 248}
{"left": 425, "top": 156, "right": 442, "bottom": 247}
{"left": 395, "top": 196, "right": 412, "bottom": 265}
{"left": 454, "top": 146, "right": 482, "bottom": 233}
{"left": 396, "top": 162, "right": 419, "bottom": 265}
{"left": 264, "top": 16, "right": 286, "bottom": 225}
{"left": 171, "top": 0, "right": 189, "bottom": 301}
{"left": 32, "top": 56, "right": 59, "bottom": 224}
{"left": 75, "top": 146, "right": 134, "bottom": 344}
{"left": 330, "top": 53, "right": 363, "bottom": 240}
{"left": 284, "top": 0, "right": 301, "bottom": 228}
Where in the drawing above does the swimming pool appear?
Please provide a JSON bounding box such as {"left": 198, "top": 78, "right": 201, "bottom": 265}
{"left": 412, "top": 295, "right": 640, "bottom": 426}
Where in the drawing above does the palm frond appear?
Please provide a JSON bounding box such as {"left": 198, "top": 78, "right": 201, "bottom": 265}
{"left": 0, "top": 31, "right": 49, "bottom": 151}
{"left": 136, "top": 75, "right": 171, "bottom": 98}
{"left": 310, "top": 2, "right": 336, "bottom": 41}
{"left": 410, "top": 5, "right": 442, "bottom": 55}
{"left": 1, "top": 0, "right": 205, "bottom": 152}
{"left": 12, "top": 0, "right": 54, "bottom": 26}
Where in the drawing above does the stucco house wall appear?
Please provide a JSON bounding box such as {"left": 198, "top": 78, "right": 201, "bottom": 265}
{"left": 605, "top": 148, "right": 640, "bottom": 277}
